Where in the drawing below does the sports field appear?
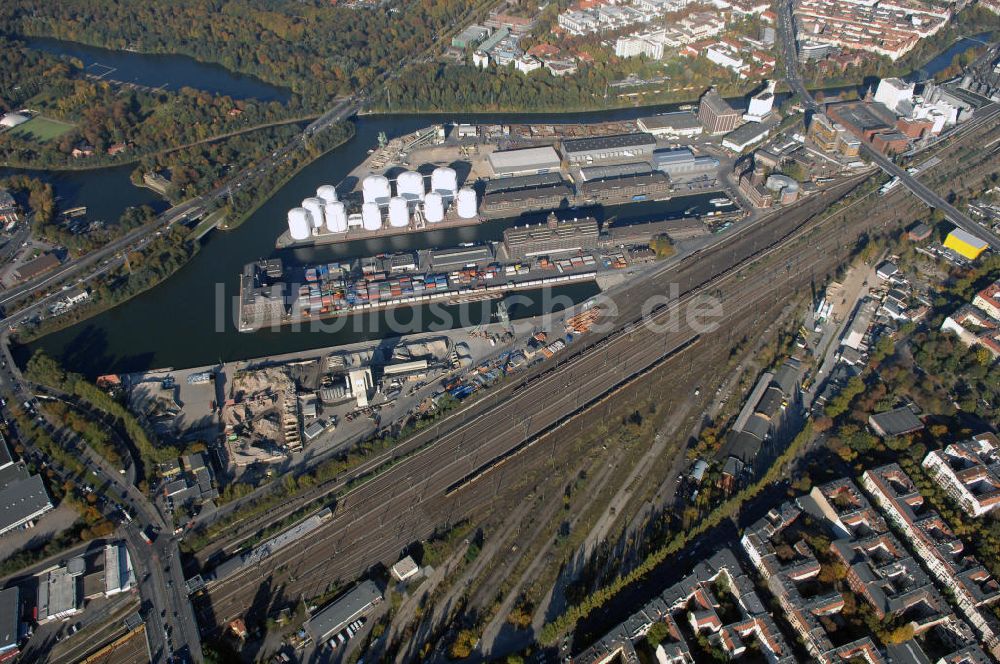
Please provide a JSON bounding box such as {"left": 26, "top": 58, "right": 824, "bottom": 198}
{"left": 10, "top": 116, "right": 75, "bottom": 142}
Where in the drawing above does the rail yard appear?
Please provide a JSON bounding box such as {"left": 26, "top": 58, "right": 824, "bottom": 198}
{"left": 193, "top": 168, "right": 888, "bottom": 629}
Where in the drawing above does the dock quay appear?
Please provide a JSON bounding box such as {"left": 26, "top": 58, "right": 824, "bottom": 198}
{"left": 277, "top": 119, "right": 735, "bottom": 249}
{"left": 239, "top": 245, "right": 603, "bottom": 333}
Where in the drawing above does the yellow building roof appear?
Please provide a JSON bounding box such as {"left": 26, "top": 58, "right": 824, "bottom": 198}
{"left": 944, "top": 229, "right": 988, "bottom": 260}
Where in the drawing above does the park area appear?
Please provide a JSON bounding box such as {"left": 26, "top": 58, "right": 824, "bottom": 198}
{"left": 11, "top": 116, "right": 75, "bottom": 142}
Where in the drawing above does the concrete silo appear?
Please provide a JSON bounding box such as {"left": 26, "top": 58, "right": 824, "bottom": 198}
{"left": 316, "top": 185, "right": 339, "bottom": 204}
{"left": 325, "top": 201, "right": 348, "bottom": 233}
{"left": 361, "top": 202, "right": 382, "bottom": 231}
{"left": 287, "top": 208, "right": 312, "bottom": 241}
{"left": 362, "top": 175, "right": 391, "bottom": 206}
{"left": 396, "top": 171, "right": 425, "bottom": 202}
{"left": 423, "top": 192, "right": 445, "bottom": 223}
{"left": 456, "top": 188, "right": 478, "bottom": 219}
{"left": 388, "top": 197, "right": 409, "bottom": 228}
{"left": 430, "top": 167, "right": 458, "bottom": 200}
{"left": 302, "top": 197, "right": 325, "bottom": 229}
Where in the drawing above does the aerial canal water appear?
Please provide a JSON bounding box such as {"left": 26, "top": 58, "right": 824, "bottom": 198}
{"left": 0, "top": 164, "right": 169, "bottom": 226}
{"left": 24, "top": 36, "right": 292, "bottom": 102}
{"left": 19, "top": 34, "right": 993, "bottom": 375}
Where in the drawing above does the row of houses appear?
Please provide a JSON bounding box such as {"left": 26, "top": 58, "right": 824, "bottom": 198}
{"left": 794, "top": 0, "right": 951, "bottom": 60}
{"left": 941, "top": 277, "right": 1000, "bottom": 359}
{"left": 576, "top": 549, "right": 796, "bottom": 663}
{"left": 863, "top": 462, "right": 1000, "bottom": 656}
{"left": 742, "top": 477, "right": 993, "bottom": 663}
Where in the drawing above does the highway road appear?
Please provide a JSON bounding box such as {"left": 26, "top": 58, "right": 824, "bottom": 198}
{"left": 775, "top": 0, "right": 1000, "bottom": 249}
{"left": 194, "top": 172, "right": 892, "bottom": 629}
{"left": 0, "top": 97, "right": 360, "bottom": 333}
{"left": 0, "top": 333, "right": 204, "bottom": 664}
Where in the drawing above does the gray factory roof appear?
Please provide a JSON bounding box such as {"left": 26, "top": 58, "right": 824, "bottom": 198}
{"left": 722, "top": 430, "right": 761, "bottom": 464}
{"left": 430, "top": 245, "right": 493, "bottom": 268}
{"left": 483, "top": 183, "right": 572, "bottom": 206}
{"left": 579, "top": 162, "right": 652, "bottom": 182}
{"left": 37, "top": 566, "right": 77, "bottom": 621}
{"left": 0, "top": 587, "right": 16, "bottom": 654}
{"left": 637, "top": 112, "right": 701, "bottom": 131}
{"left": 829, "top": 102, "right": 892, "bottom": 132}
{"left": 722, "top": 121, "right": 771, "bottom": 149}
{"left": 487, "top": 145, "right": 561, "bottom": 174}
{"left": 483, "top": 172, "right": 564, "bottom": 194}
{"left": 306, "top": 580, "right": 383, "bottom": 644}
{"left": 0, "top": 474, "right": 52, "bottom": 534}
{"left": 561, "top": 132, "right": 655, "bottom": 155}
{"left": 579, "top": 172, "right": 669, "bottom": 193}
{"left": 0, "top": 462, "right": 27, "bottom": 488}
{"left": 652, "top": 148, "right": 695, "bottom": 165}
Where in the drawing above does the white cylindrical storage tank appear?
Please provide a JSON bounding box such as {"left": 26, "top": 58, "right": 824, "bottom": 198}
{"left": 325, "top": 201, "right": 348, "bottom": 233}
{"left": 431, "top": 167, "right": 458, "bottom": 199}
{"left": 362, "top": 175, "right": 391, "bottom": 205}
{"left": 302, "top": 197, "right": 325, "bottom": 229}
{"left": 424, "top": 192, "right": 445, "bottom": 223}
{"left": 288, "top": 208, "right": 312, "bottom": 241}
{"left": 396, "top": 171, "right": 425, "bottom": 202}
{"left": 388, "top": 196, "right": 409, "bottom": 228}
{"left": 456, "top": 188, "right": 477, "bottom": 219}
{"left": 361, "top": 202, "right": 382, "bottom": 231}
{"left": 316, "top": 185, "right": 338, "bottom": 204}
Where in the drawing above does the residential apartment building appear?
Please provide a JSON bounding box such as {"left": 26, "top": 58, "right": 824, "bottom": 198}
{"left": 794, "top": 0, "right": 951, "bottom": 60}
{"left": 862, "top": 464, "right": 1000, "bottom": 657}
{"left": 922, "top": 434, "right": 1000, "bottom": 517}
{"left": 576, "top": 549, "right": 795, "bottom": 663}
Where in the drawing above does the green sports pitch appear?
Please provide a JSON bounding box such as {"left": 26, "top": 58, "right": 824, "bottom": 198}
{"left": 10, "top": 116, "right": 75, "bottom": 142}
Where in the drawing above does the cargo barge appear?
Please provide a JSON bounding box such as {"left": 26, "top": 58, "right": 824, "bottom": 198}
{"left": 238, "top": 252, "right": 599, "bottom": 333}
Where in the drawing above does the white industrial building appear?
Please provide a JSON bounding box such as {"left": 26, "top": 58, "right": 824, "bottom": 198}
{"left": 391, "top": 556, "right": 420, "bottom": 582}
{"left": 637, "top": 112, "right": 703, "bottom": 138}
{"left": 874, "top": 77, "right": 915, "bottom": 114}
{"left": 104, "top": 542, "right": 135, "bottom": 597}
{"left": 349, "top": 368, "right": 374, "bottom": 408}
{"left": 488, "top": 146, "right": 561, "bottom": 177}
{"left": 722, "top": 121, "right": 772, "bottom": 152}
{"left": 743, "top": 81, "right": 776, "bottom": 122}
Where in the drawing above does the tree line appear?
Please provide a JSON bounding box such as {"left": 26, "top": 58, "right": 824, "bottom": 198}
{"left": 0, "top": 35, "right": 299, "bottom": 168}
{"left": 0, "top": 0, "right": 480, "bottom": 105}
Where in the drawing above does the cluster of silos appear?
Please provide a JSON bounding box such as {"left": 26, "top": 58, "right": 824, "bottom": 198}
{"left": 286, "top": 167, "right": 479, "bottom": 240}
{"left": 287, "top": 186, "right": 347, "bottom": 239}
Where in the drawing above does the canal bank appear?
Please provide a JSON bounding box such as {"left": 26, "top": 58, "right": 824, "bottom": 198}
{"left": 18, "top": 34, "right": 993, "bottom": 375}
{"left": 23, "top": 36, "right": 292, "bottom": 102}
{"left": 7, "top": 108, "right": 793, "bottom": 374}
{"left": 0, "top": 164, "right": 169, "bottom": 226}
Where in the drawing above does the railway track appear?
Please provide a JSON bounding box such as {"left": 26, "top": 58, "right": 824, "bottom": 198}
{"left": 190, "top": 174, "right": 871, "bottom": 566}
{"left": 197, "top": 170, "right": 901, "bottom": 628}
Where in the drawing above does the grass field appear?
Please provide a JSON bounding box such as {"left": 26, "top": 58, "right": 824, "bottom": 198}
{"left": 11, "top": 116, "right": 75, "bottom": 142}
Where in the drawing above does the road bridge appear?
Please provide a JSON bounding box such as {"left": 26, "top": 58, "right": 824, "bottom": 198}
{"left": 775, "top": 0, "right": 1000, "bottom": 249}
